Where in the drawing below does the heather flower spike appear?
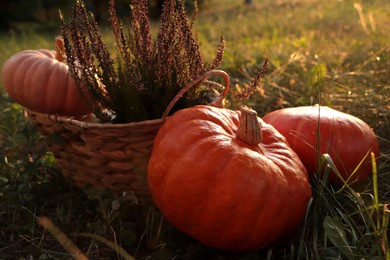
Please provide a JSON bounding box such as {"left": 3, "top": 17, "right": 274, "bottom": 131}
{"left": 60, "top": 0, "right": 225, "bottom": 123}
{"left": 234, "top": 58, "right": 268, "bottom": 100}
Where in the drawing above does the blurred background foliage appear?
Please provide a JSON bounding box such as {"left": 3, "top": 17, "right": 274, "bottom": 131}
{"left": 0, "top": 0, "right": 204, "bottom": 32}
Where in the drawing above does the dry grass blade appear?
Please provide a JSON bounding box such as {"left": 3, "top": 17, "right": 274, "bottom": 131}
{"left": 76, "top": 232, "right": 135, "bottom": 260}
{"left": 381, "top": 204, "right": 390, "bottom": 258}
{"left": 38, "top": 216, "right": 88, "bottom": 260}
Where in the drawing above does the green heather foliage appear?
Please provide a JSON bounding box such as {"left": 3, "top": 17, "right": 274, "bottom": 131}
{"left": 60, "top": 0, "right": 224, "bottom": 123}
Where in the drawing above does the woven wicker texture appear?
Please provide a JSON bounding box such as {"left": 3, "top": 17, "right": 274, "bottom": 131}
{"left": 25, "top": 70, "right": 230, "bottom": 203}
{"left": 27, "top": 110, "right": 163, "bottom": 201}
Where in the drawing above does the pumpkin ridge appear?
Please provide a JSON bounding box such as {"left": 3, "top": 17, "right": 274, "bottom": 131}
{"left": 318, "top": 113, "right": 366, "bottom": 179}
{"left": 37, "top": 49, "right": 56, "bottom": 59}
{"left": 20, "top": 57, "right": 43, "bottom": 108}
{"left": 182, "top": 106, "right": 239, "bottom": 135}
{"left": 7, "top": 55, "right": 29, "bottom": 103}
{"left": 226, "top": 159, "right": 283, "bottom": 246}
{"left": 153, "top": 139, "right": 232, "bottom": 236}
{"left": 187, "top": 148, "right": 235, "bottom": 237}
{"left": 1, "top": 58, "right": 17, "bottom": 101}
{"left": 160, "top": 113, "right": 237, "bottom": 151}
{"left": 212, "top": 108, "right": 240, "bottom": 135}
{"left": 45, "top": 62, "right": 65, "bottom": 112}
{"left": 30, "top": 59, "right": 52, "bottom": 111}
{"left": 163, "top": 139, "right": 258, "bottom": 243}
{"left": 248, "top": 177, "right": 290, "bottom": 248}
{"left": 63, "top": 73, "right": 75, "bottom": 115}
{"left": 45, "top": 61, "right": 56, "bottom": 111}
{"left": 158, "top": 134, "right": 233, "bottom": 207}
{"left": 197, "top": 151, "right": 293, "bottom": 249}
{"left": 151, "top": 108, "right": 242, "bottom": 207}
{"left": 163, "top": 128, "right": 294, "bottom": 249}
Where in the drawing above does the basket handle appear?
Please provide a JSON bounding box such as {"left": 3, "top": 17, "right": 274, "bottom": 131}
{"left": 162, "top": 70, "right": 230, "bottom": 120}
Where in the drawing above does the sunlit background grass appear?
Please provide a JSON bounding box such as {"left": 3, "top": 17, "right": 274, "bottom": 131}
{"left": 0, "top": 0, "right": 389, "bottom": 259}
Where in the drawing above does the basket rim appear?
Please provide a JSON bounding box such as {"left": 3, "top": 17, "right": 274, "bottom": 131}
{"left": 26, "top": 109, "right": 164, "bottom": 129}
{"left": 26, "top": 70, "right": 231, "bottom": 130}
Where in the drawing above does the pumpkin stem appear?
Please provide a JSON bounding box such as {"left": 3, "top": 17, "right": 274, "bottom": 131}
{"left": 237, "top": 105, "right": 262, "bottom": 145}
{"left": 55, "top": 36, "right": 66, "bottom": 62}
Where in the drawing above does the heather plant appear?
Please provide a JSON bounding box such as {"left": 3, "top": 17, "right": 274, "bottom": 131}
{"left": 60, "top": 0, "right": 225, "bottom": 123}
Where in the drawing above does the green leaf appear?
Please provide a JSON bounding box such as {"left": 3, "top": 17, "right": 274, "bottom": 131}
{"left": 323, "top": 216, "right": 354, "bottom": 259}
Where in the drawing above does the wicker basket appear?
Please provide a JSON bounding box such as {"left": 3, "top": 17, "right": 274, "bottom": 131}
{"left": 28, "top": 110, "right": 163, "bottom": 200}
{"left": 26, "top": 70, "right": 230, "bottom": 202}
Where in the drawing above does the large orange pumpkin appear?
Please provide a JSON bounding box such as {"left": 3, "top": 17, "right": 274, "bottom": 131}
{"left": 1, "top": 37, "right": 91, "bottom": 116}
{"left": 148, "top": 105, "right": 312, "bottom": 252}
{"left": 262, "top": 105, "right": 380, "bottom": 185}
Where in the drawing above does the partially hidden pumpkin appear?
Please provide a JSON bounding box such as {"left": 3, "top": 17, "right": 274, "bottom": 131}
{"left": 1, "top": 37, "right": 91, "bottom": 116}
{"left": 147, "top": 105, "right": 312, "bottom": 252}
{"left": 262, "top": 105, "right": 380, "bottom": 185}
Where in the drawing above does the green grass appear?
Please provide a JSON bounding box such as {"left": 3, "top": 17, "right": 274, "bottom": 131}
{"left": 1, "top": 0, "right": 389, "bottom": 259}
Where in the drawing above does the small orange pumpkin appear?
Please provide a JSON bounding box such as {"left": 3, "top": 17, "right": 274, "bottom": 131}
{"left": 262, "top": 105, "right": 380, "bottom": 185}
{"left": 1, "top": 37, "right": 91, "bottom": 116}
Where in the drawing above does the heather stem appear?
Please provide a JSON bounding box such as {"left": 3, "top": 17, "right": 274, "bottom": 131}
{"left": 237, "top": 106, "right": 262, "bottom": 145}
